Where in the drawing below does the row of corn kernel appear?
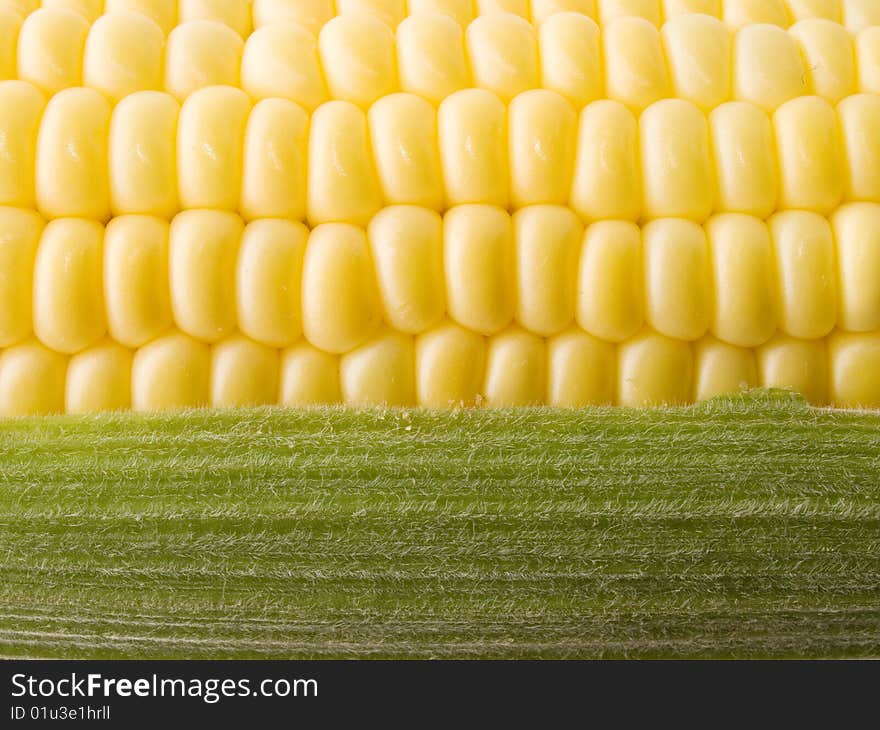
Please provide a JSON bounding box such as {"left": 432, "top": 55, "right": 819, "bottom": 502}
{"left": 4, "top": 10, "right": 880, "bottom": 111}
{"left": 2, "top": 204, "right": 878, "bottom": 360}
{"left": 3, "top": 81, "right": 877, "bottom": 224}
{"left": 1, "top": 323, "right": 877, "bottom": 415}
{"left": 6, "top": 0, "right": 880, "bottom": 38}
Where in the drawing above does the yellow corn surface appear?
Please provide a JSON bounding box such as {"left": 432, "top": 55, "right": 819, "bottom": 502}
{"left": 0, "top": 6, "right": 877, "bottom": 413}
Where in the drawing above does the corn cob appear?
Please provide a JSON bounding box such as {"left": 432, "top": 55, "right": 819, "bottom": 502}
{"left": 0, "top": 8, "right": 877, "bottom": 414}
{"left": 4, "top": 0, "right": 880, "bottom": 38}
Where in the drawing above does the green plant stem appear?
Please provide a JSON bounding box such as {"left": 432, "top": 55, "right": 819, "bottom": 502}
{"left": 0, "top": 390, "right": 878, "bottom": 659}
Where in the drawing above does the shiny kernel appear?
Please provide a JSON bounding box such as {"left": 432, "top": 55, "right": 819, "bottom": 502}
{"left": 514, "top": 205, "right": 581, "bottom": 337}
{"left": 661, "top": 14, "right": 731, "bottom": 113}
{"left": 538, "top": 12, "right": 602, "bottom": 109}
{"left": 164, "top": 20, "right": 242, "bottom": 101}
{"left": 617, "top": 330, "right": 693, "bottom": 407}
{"left": 642, "top": 218, "right": 711, "bottom": 342}
{"left": 396, "top": 13, "right": 470, "bottom": 106}
{"left": 279, "top": 341, "right": 341, "bottom": 406}
{"left": 0, "top": 81, "right": 44, "bottom": 209}
{"left": 602, "top": 17, "right": 670, "bottom": 113}
{"left": 576, "top": 220, "right": 643, "bottom": 343}
{"left": 103, "top": 214, "right": 173, "bottom": 349}
{"left": 236, "top": 218, "right": 307, "bottom": 349}
{"left": 757, "top": 333, "right": 827, "bottom": 405}
{"left": 169, "top": 210, "right": 242, "bottom": 343}
{"left": 0, "top": 207, "right": 43, "bottom": 347}
{"left": 693, "top": 336, "right": 757, "bottom": 402}
{"left": 733, "top": 24, "right": 808, "bottom": 112}
{"left": 790, "top": 18, "right": 855, "bottom": 104}
{"left": 831, "top": 203, "right": 880, "bottom": 333}
{"left": 443, "top": 204, "right": 515, "bottom": 336}
{"left": 17, "top": 8, "right": 88, "bottom": 95}
{"left": 211, "top": 334, "right": 279, "bottom": 408}
{"left": 0, "top": 339, "right": 67, "bottom": 416}
{"left": 301, "top": 223, "right": 381, "bottom": 354}
{"left": 340, "top": 329, "right": 416, "bottom": 406}
{"left": 546, "top": 328, "right": 615, "bottom": 407}
{"left": 466, "top": 13, "right": 538, "bottom": 103}
{"left": 65, "top": 340, "right": 132, "bottom": 414}
{"left": 33, "top": 218, "right": 105, "bottom": 354}
{"left": 131, "top": 330, "right": 210, "bottom": 411}
{"left": 482, "top": 327, "right": 545, "bottom": 407}
{"left": 415, "top": 320, "right": 485, "bottom": 407}
{"left": 769, "top": 210, "right": 837, "bottom": 339}
{"left": 368, "top": 206, "right": 445, "bottom": 335}
{"left": 828, "top": 331, "right": 880, "bottom": 409}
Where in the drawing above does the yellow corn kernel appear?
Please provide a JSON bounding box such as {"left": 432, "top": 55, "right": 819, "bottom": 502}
{"left": 733, "top": 24, "right": 808, "bottom": 112}
{"left": 337, "top": 0, "right": 406, "bottom": 28}
{"left": 617, "top": 329, "right": 692, "bottom": 407}
{"left": 838, "top": 94, "right": 880, "bottom": 203}
{"left": 368, "top": 205, "right": 445, "bottom": 334}
{"left": 787, "top": 0, "right": 841, "bottom": 22}
{"left": 164, "top": 20, "right": 242, "bottom": 101}
{"left": 0, "top": 0, "right": 37, "bottom": 16}
{"left": 828, "top": 331, "right": 880, "bottom": 409}
{"left": 236, "top": 218, "right": 307, "bottom": 348}
{"left": 252, "top": 0, "right": 333, "bottom": 36}
{"left": 757, "top": 333, "right": 827, "bottom": 405}
{"left": 643, "top": 218, "right": 711, "bottom": 342}
{"left": 396, "top": 13, "right": 470, "bottom": 106}
{"left": 546, "top": 327, "right": 614, "bottom": 407}
{"left": 705, "top": 213, "right": 776, "bottom": 348}
{"left": 169, "top": 210, "right": 242, "bottom": 343}
{"left": 602, "top": 17, "right": 670, "bottom": 113}
{"left": 240, "top": 24, "right": 327, "bottom": 112}
{"left": 438, "top": 88, "right": 508, "bottom": 208}
{"left": 774, "top": 96, "right": 844, "bottom": 215}
{"left": 178, "top": 0, "right": 251, "bottom": 38}
{"left": 211, "top": 334, "right": 279, "bottom": 407}
{"left": 443, "top": 204, "right": 515, "bottom": 336}
{"left": 65, "top": 340, "right": 132, "bottom": 414}
{"left": 301, "top": 223, "right": 381, "bottom": 354}
{"left": 105, "top": 0, "right": 176, "bottom": 35}
{"left": 769, "top": 210, "right": 837, "bottom": 339}
{"left": 856, "top": 27, "right": 880, "bottom": 95}
{"left": 709, "top": 101, "right": 778, "bottom": 219}
{"left": 598, "top": 0, "right": 660, "bottom": 25}
{"left": 407, "top": 0, "right": 474, "bottom": 27}
{"left": 662, "top": 0, "right": 720, "bottom": 18}
{"left": 307, "top": 101, "right": 382, "bottom": 227}
{"left": 17, "top": 8, "right": 88, "bottom": 95}
{"left": 177, "top": 86, "right": 250, "bottom": 212}
{"left": 844, "top": 0, "right": 880, "bottom": 33}
{"left": 832, "top": 203, "right": 880, "bottom": 332}
{"left": 42, "top": 0, "right": 104, "bottom": 22}
{"left": 33, "top": 217, "right": 105, "bottom": 354}
{"left": 570, "top": 100, "right": 640, "bottom": 222}
{"left": 532, "top": 0, "right": 596, "bottom": 26}
{"left": 724, "top": 0, "right": 790, "bottom": 27}
{"left": 790, "top": 19, "right": 855, "bottom": 105}
{"left": 368, "top": 93, "right": 444, "bottom": 211}
{"left": 693, "top": 335, "right": 757, "bottom": 402}
{"left": 318, "top": 14, "right": 398, "bottom": 109}
{"left": 0, "top": 9, "right": 21, "bottom": 79}
{"left": 640, "top": 99, "right": 714, "bottom": 222}
{"left": 103, "top": 215, "right": 173, "bottom": 348}
{"left": 577, "top": 220, "right": 643, "bottom": 342}
{"left": 241, "top": 98, "right": 308, "bottom": 222}
{"left": 508, "top": 90, "right": 577, "bottom": 208}
{"left": 131, "top": 330, "right": 210, "bottom": 411}
{"left": 0, "top": 339, "right": 66, "bottom": 416}
{"left": 514, "top": 205, "right": 580, "bottom": 337}
{"left": 109, "top": 91, "right": 179, "bottom": 219}
{"left": 661, "top": 14, "right": 731, "bottom": 113}
{"left": 482, "top": 326, "right": 545, "bottom": 406}
{"left": 475, "top": 0, "right": 528, "bottom": 17}
{"left": 538, "top": 12, "right": 602, "bottom": 109}
{"left": 279, "top": 341, "right": 341, "bottom": 406}
{"left": 466, "top": 13, "right": 538, "bottom": 103}
{"left": 0, "top": 81, "right": 44, "bottom": 209}
{"left": 415, "top": 320, "right": 485, "bottom": 407}
{"left": 0, "top": 207, "right": 42, "bottom": 347}
{"left": 340, "top": 328, "right": 416, "bottom": 406}
{"left": 82, "top": 12, "right": 164, "bottom": 103}
{"left": 36, "top": 87, "right": 110, "bottom": 222}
